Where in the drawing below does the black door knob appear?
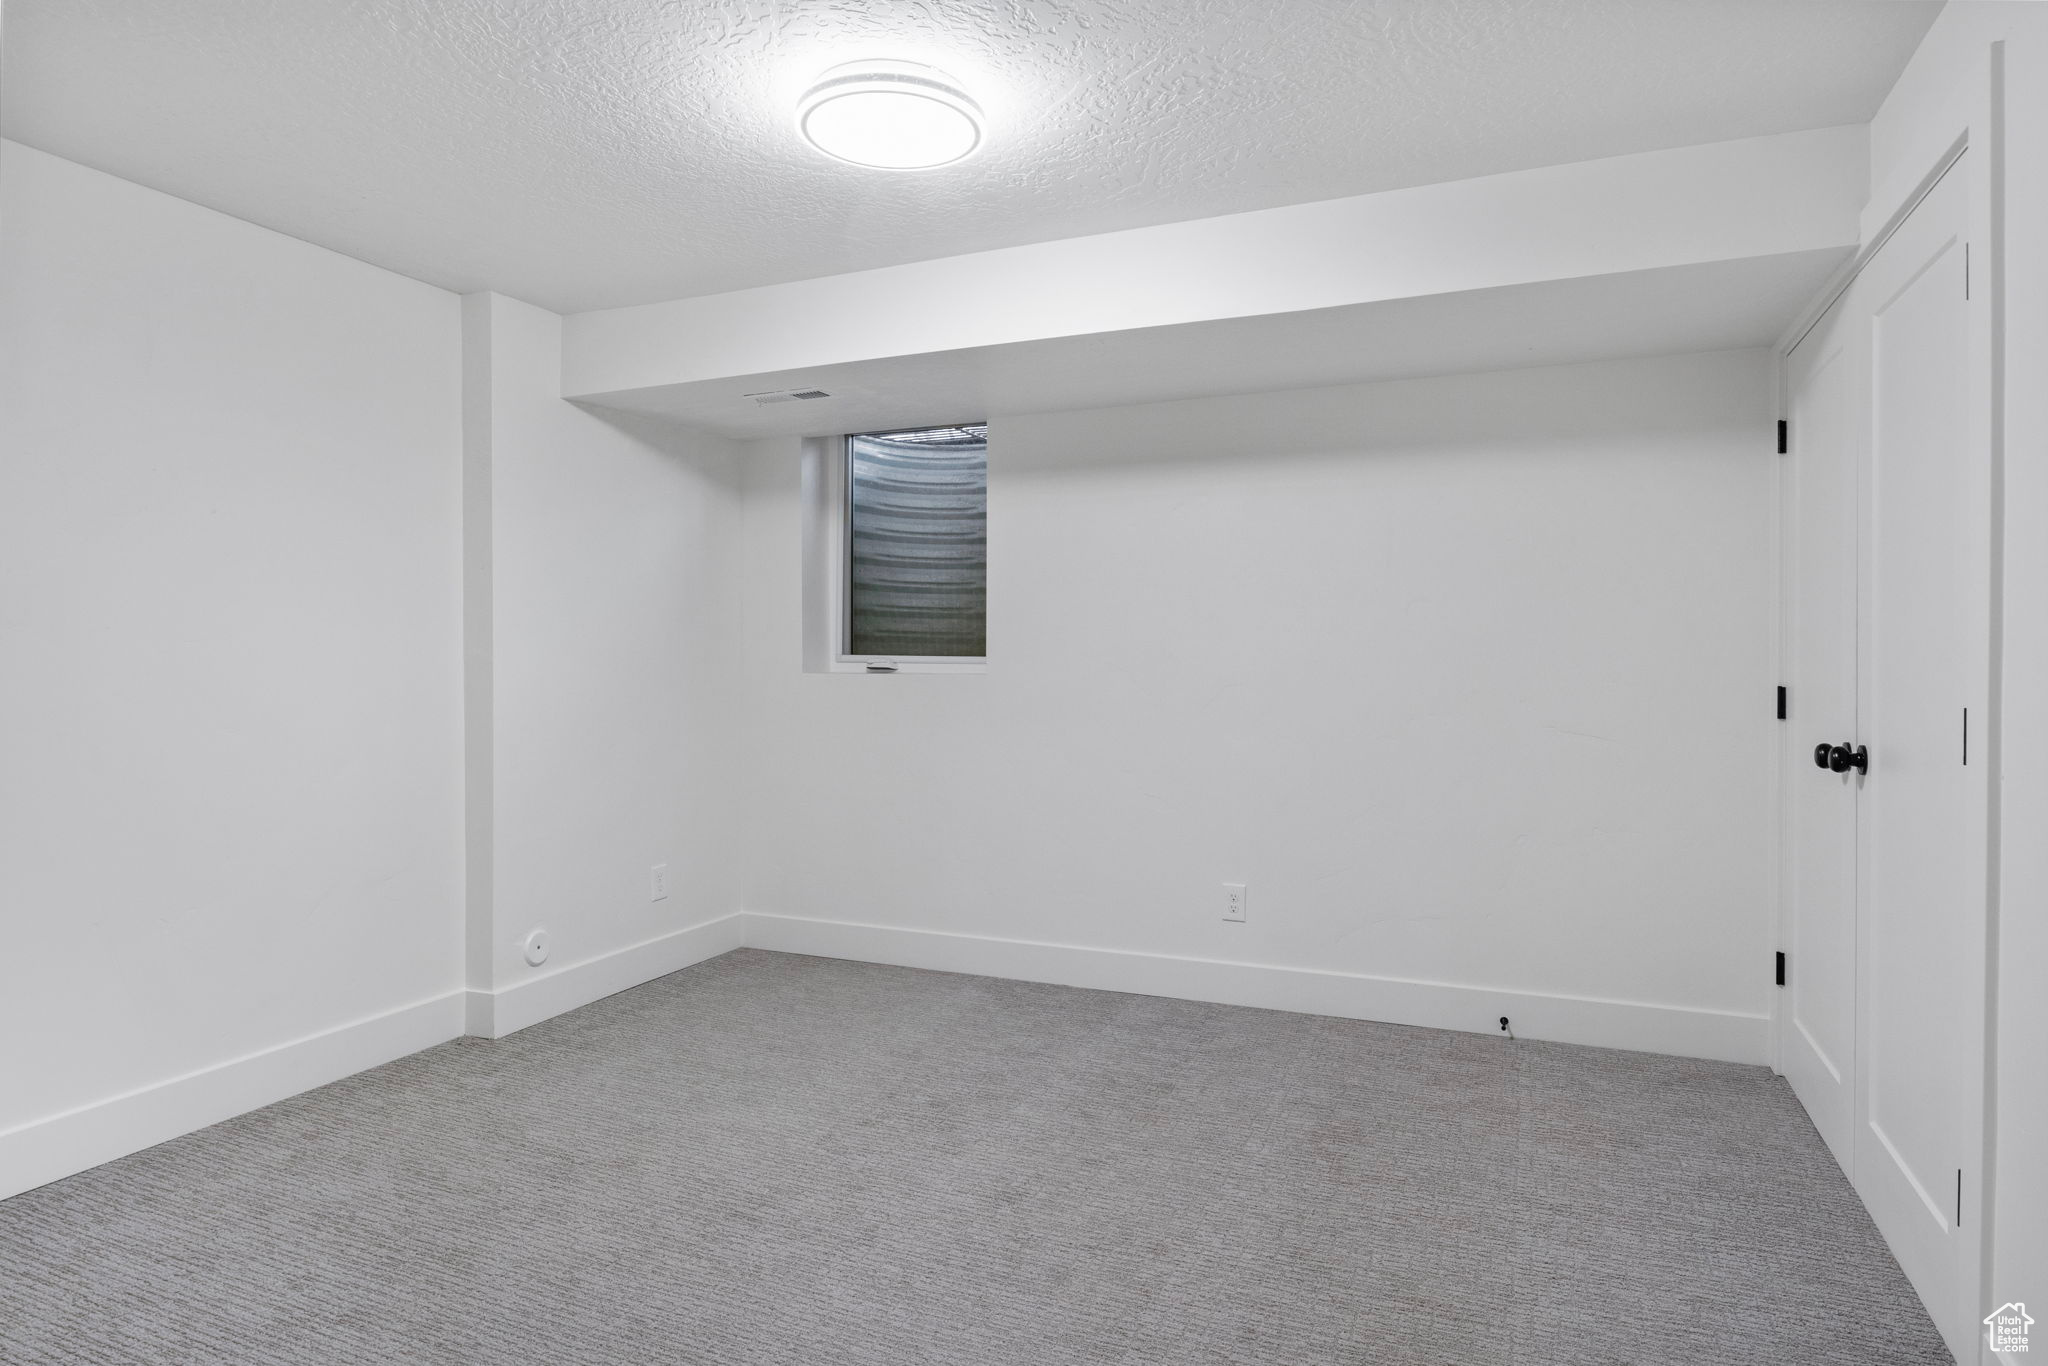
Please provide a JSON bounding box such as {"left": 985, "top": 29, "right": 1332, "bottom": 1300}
{"left": 1817, "top": 742, "right": 1869, "bottom": 775}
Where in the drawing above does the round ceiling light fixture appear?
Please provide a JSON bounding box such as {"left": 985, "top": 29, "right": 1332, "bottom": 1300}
{"left": 797, "top": 60, "right": 983, "bottom": 170}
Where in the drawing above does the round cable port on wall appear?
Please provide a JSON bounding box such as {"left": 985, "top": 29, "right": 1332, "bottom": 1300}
{"left": 522, "top": 928, "right": 551, "bottom": 967}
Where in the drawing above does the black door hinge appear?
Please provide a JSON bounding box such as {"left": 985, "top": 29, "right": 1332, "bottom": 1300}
{"left": 1775, "top": 951, "right": 1786, "bottom": 987}
{"left": 1776, "top": 685, "right": 1787, "bottom": 720}
{"left": 1777, "top": 419, "right": 1788, "bottom": 454}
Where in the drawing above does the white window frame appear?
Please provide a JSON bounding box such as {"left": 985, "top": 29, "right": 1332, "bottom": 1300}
{"left": 801, "top": 431, "right": 987, "bottom": 675}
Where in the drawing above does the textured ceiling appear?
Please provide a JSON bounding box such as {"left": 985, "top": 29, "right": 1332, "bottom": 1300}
{"left": 2, "top": 0, "right": 1939, "bottom": 313}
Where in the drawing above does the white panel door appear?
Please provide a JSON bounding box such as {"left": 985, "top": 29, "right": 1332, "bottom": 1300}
{"left": 1780, "top": 290, "right": 1861, "bottom": 1171}
{"left": 1853, "top": 158, "right": 1985, "bottom": 1363}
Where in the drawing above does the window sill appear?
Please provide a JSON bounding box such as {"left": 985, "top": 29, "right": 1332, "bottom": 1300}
{"left": 830, "top": 658, "right": 987, "bottom": 675}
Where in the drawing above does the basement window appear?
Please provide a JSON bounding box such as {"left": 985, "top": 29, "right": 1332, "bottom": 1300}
{"left": 843, "top": 425, "right": 987, "bottom": 665}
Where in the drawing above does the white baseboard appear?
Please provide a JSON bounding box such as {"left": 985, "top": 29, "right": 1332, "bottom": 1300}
{"left": 1, "top": 907, "right": 1765, "bottom": 1204}
{"left": 741, "top": 913, "right": 1772, "bottom": 1065}
{"left": 0, "top": 991, "right": 464, "bottom": 1202}
{"left": 467, "top": 913, "right": 747, "bottom": 1039}
{"left": 0, "top": 915, "right": 751, "bottom": 1201}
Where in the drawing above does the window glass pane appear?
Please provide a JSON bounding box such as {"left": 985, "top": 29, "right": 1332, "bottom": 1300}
{"left": 848, "top": 425, "right": 986, "bottom": 658}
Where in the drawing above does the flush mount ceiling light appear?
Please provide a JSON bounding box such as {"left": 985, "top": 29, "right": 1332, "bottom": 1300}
{"left": 797, "top": 60, "right": 983, "bottom": 170}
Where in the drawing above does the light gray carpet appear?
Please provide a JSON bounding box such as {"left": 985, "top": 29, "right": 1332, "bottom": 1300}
{"left": 0, "top": 949, "right": 1949, "bottom": 1365}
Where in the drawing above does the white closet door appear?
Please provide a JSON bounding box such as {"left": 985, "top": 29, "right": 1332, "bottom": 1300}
{"left": 1779, "top": 288, "right": 1861, "bottom": 1171}
{"left": 1853, "top": 157, "right": 1984, "bottom": 1363}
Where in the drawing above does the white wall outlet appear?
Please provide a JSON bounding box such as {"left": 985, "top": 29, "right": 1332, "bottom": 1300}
{"left": 650, "top": 863, "right": 670, "bottom": 901}
{"left": 521, "top": 928, "right": 551, "bottom": 967}
{"left": 1222, "top": 882, "right": 1247, "bottom": 922}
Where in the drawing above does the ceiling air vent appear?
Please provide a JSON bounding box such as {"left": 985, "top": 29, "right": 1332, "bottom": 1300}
{"left": 747, "top": 388, "right": 832, "bottom": 405}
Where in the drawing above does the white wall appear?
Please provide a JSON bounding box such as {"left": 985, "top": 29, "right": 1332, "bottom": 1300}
{"left": 463, "top": 293, "right": 748, "bottom": 1034}
{"left": 0, "top": 141, "right": 465, "bottom": 1194}
{"left": 0, "top": 152, "right": 752, "bottom": 1191}
{"left": 1864, "top": 5, "right": 2048, "bottom": 1347}
{"left": 1994, "top": 29, "right": 2048, "bottom": 1348}
{"left": 738, "top": 350, "right": 1778, "bottom": 1059}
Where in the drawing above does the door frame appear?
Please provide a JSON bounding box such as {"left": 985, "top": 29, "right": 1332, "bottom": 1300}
{"left": 1771, "top": 43, "right": 2006, "bottom": 1364}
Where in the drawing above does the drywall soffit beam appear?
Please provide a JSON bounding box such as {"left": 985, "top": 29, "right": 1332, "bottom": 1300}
{"left": 573, "top": 248, "right": 1850, "bottom": 439}
{"left": 561, "top": 124, "right": 1866, "bottom": 406}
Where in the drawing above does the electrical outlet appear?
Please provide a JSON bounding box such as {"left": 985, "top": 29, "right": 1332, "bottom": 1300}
{"left": 1222, "top": 882, "right": 1247, "bottom": 922}
{"left": 650, "top": 863, "right": 670, "bottom": 902}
